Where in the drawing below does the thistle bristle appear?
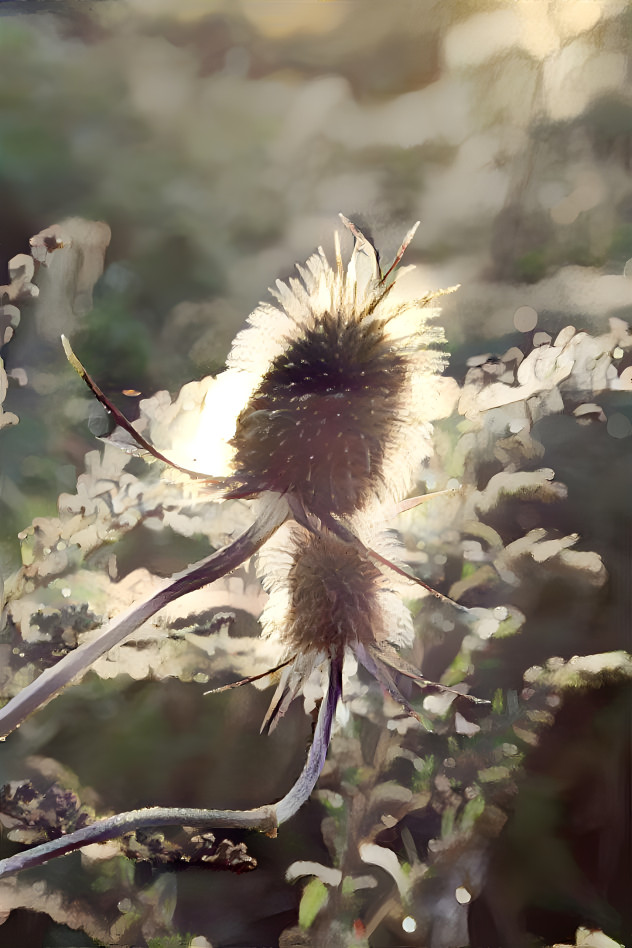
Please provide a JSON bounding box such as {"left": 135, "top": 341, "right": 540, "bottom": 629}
{"left": 283, "top": 526, "right": 385, "bottom": 654}
{"left": 228, "top": 312, "right": 409, "bottom": 520}
{"left": 224, "top": 218, "right": 448, "bottom": 521}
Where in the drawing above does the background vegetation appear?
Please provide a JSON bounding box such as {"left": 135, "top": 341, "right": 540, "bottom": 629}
{"left": 1, "top": 2, "right": 631, "bottom": 946}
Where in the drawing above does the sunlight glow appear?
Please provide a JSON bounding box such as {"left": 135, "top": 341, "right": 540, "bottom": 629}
{"left": 174, "top": 370, "right": 252, "bottom": 476}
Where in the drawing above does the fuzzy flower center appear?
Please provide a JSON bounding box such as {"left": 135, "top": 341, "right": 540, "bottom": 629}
{"left": 283, "top": 528, "right": 385, "bottom": 654}
{"left": 228, "top": 310, "right": 409, "bottom": 519}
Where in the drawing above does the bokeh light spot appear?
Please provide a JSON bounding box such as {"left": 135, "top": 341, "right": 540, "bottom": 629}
{"left": 514, "top": 306, "right": 538, "bottom": 332}
{"left": 607, "top": 413, "right": 632, "bottom": 439}
{"left": 455, "top": 886, "right": 472, "bottom": 904}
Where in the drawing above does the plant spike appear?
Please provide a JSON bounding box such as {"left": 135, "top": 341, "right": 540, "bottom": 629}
{"left": 379, "top": 219, "right": 420, "bottom": 284}
{"left": 62, "top": 335, "right": 217, "bottom": 482}
{"left": 203, "top": 655, "right": 295, "bottom": 695}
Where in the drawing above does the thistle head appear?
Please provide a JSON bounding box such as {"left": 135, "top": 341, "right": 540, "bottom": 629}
{"left": 256, "top": 516, "right": 417, "bottom": 731}
{"left": 222, "top": 216, "right": 452, "bottom": 522}
{"left": 261, "top": 520, "right": 413, "bottom": 658}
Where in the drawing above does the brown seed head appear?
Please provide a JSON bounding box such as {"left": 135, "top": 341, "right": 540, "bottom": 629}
{"left": 222, "top": 218, "right": 451, "bottom": 520}
{"left": 258, "top": 520, "right": 414, "bottom": 659}
{"left": 284, "top": 526, "right": 384, "bottom": 654}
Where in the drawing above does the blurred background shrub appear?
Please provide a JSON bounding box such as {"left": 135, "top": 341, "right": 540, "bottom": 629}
{"left": 1, "top": 2, "right": 631, "bottom": 946}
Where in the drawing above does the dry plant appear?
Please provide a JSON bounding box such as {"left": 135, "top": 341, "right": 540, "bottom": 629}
{"left": 0, "top": 218, "right": 630, "bottom": 947}
{"left": 0, "top": 218, "right": 468, "bottom": 868}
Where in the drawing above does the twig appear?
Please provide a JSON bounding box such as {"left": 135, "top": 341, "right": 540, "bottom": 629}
{"left": 0, "top": 648, "right": 342, "bottom": 877}
{"left": 0, "top": 806, "right": 278, "bottom": 877}
{"left": 0, "top": 498, "right": 288, "bottom": 739}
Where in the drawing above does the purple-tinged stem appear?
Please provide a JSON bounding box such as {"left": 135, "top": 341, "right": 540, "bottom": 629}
{"left": 0, "top": 806, "right": 277, "bottom": 878}
{"left": 0, "top": 651, "right": 342, "bottom": 877}
{"left": 0, "top": 499, "right": 287, "bottom": 739}
{"left": 276, "top": 653, "right": 343, "bottom": 824}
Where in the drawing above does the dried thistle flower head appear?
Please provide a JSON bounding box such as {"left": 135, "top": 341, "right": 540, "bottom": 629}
{"left": 63, "top": 216, "right": 452, "bottom": 530}
{"left": 255, "top": 518, "right": 425, "bottom": 732}
{"left": 260, "top": 519, "right": 414, "bottom": 655}
{"left": 284, "top": 529, "right": 401, "bottom": 653}
{"left": 249, "top": 507, "right": 485, "bottom": 737}
{"left": 221, "top": 216, "right": 453, "bottom": 525}
{"left": 14, "top": 217, "right": 456, "bottom": 746}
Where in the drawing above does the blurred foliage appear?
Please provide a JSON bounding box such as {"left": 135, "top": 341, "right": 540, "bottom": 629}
{"left": 1, "top": 2, "right": 632, "bottom": 946}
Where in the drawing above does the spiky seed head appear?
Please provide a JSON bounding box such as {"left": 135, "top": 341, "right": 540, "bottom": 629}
{"left": 255, "top": 517, "right": 419, "bottom": 732}
{"left": 258, "top": 520, "right": 414, "bottom": 658}
{"left": 221, "top": 217, "right": 450, "bottom": 521}
{"left": 286, "top": 527, "right": 384, "bottom": 653}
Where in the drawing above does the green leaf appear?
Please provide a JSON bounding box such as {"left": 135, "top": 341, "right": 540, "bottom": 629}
{"left": 298, "top": 878, "right": 329, "bottom": 930}
{"left": 341, "top": 876, "right": 356, "bottom": 897}
{"left": 147, "top": 936, "right": 193, "bottom": 948}
{"left": 441, "top": 806, "right": 456, "bottom": 839}
{"left": 495, "top": 614, "right": 524, "bottom": 638}
{"left": 492, "top": 688, "right": 504, "bottom": 714}
{"left": 441, "top": 652, "right": 472, "bottom": 687}
{"left": 412, "top": 754, "right": 435, "bottom": 791}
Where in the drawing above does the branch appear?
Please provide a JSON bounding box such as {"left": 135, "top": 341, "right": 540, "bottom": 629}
{"left": 0, "top": 806, "right": 277, "bottom": 878}
{"left": 0, "top": 498, "right": 288, "bottom": 739}
{"left": 0, "top": 651, "right": 342, "bottom": 877}
{"left": 276, "top": 653, "right": 342, "bottom": 823}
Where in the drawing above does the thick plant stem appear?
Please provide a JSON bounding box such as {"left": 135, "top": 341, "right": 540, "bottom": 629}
{"left": 276, "top": 653, "right": 342, "bottom": 823}
{"left": 0, "top": 499, "right": 287, "bottom": 739}
{"left": 0, "top": 653, "right": 342, "bottom": 878}
{"left": 0, "top": 806, "right": 278, "bottom": 877}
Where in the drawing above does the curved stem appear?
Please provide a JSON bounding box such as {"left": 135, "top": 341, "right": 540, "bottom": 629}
{"left": 276, "top": 653, "right": 342, "bottom": 824}
{"left": 62, "top": 336, "right": 214, "bottom": 482}
{"left": 0, "top": 806, "right": 277, "bottom": 878}
{"left": 0, "top": 650, "right": 341, "bottom": 877}
{"left": 0, "top": 499, "right": 287, "bottom": 739}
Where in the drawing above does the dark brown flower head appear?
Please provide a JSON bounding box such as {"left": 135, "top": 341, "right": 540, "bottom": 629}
{"left": 256, "top": 518, "right": 419, "bottom": 731}
{"left": 222, "top": 217, "right": 452, "bottom": 522}
{"left": 62, "top": 216, "right": 453, "bottom": 527}
{"left": 283, "top": 525, "right": 392, "bottom": 654}
{"left": 228, "top": 312, "right": 409, "bottom": 520}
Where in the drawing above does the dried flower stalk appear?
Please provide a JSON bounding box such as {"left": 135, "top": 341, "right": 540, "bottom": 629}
{"left": 1, "top": 215, "right": 454, "bottom": 738}
{"left": 0, "top": 216, "right": 464, "bottom": 875}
